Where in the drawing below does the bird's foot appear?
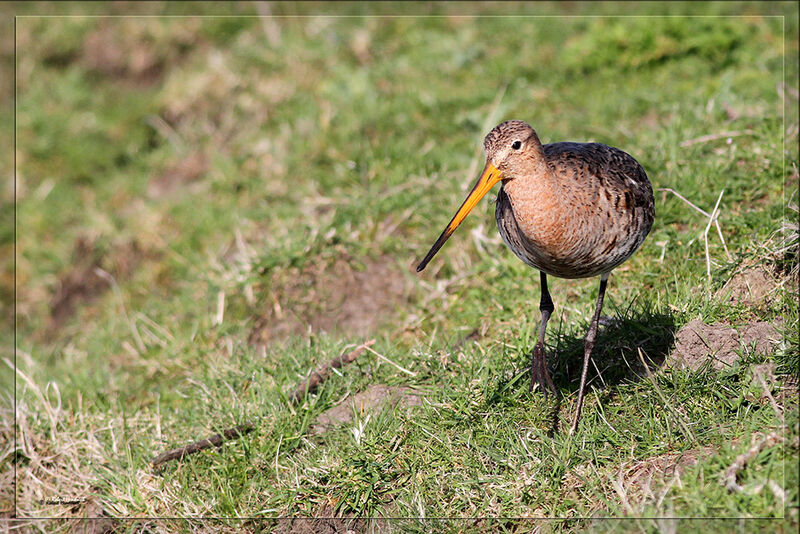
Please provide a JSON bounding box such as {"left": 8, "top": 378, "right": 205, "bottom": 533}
{"left": 530, "top": 342, "right": 557, "bottom": 399}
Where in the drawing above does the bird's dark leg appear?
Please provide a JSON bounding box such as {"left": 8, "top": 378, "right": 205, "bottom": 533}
{"left": 531, "top": 271, "right": 556, "bottom": 397}
{"left": 570, "top": 273, "right": 609, "bottom": 435}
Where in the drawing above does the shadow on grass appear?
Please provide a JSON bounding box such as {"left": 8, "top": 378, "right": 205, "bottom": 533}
{"left": 549, "top": 305, "right": 679, "bottom": 391}
{"left": 484, "top": 304, "right": 678, "bottom": 430}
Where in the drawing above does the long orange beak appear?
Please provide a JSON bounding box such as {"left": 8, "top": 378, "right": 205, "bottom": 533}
{"left": 417, "top": 161, "right": 503, "bottom": 272}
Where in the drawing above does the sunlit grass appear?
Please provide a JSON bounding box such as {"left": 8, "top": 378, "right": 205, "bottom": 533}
{"left": 5, "top": 2, "right": 799, "bottom": 531}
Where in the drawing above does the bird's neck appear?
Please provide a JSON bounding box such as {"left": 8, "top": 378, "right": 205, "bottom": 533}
{"left": 502, "top": 152, "right": 561, "bottom": 205}
{"left": 501, "top": 156, "right": 565, "bottom": 242}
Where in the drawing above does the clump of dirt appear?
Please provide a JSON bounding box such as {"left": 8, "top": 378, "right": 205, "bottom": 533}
{"left": 248, "top": 255, "right": 411, "bottom": 346}
{"left": 47, "top": 236, "right": 150, "bottom": 336}
{"left": 716, "top": 265, "right": 779, "bottom": 308}
{"left": 147, "top": 151, "right": 208, "bottom": 198}
{"left": 309, "top": 385, "right": 423, "bottom": 436}
{"left": 668, "top": 319, "right": 782, "bottom": 371}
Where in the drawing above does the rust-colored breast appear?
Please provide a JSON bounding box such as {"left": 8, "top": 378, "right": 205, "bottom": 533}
{"left": 496, "top": 142, "right": 655, "bottom": 279}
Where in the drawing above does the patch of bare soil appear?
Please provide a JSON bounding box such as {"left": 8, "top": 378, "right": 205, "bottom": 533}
{"left": 309, "top": 385, "right": 423, "bottom": 436}
{"left": 147, "top": 151, "right": 208, "bottom": 198}
{"left": 248, "top": 256, "right": 410, "bottom": 346}
{"left": 668, "top": 319, "right": 783, "bottom": 371}
{"left": 716, "top": 265, "right": 779, "bottom": 308}
{"left": 47, "top": 236, "right": 150, "bottom": 337}
{"left": 82, "top": 25, "right": 161, "bottom": 86}
{"left": 80, "top": 20, "right": 199, "bottom": 87}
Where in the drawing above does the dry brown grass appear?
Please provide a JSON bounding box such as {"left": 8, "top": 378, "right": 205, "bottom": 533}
{"left": 6, "top": 354, "right": 108, "bottom": 521}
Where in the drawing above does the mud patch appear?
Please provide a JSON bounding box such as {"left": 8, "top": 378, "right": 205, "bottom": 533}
{"left": 310, "top": 385, "right": 423, "bottom": 436}
{"left": 668, "top": 319, "right": 782, "bottom": 371}
{"left": 48, "top": 236, "right": 150, "bottom": 336}
{"left": 248, "top": 256, "right": 410, "bottom": 346}
{"left": 716, "top": 265, "right": 779, "bottom": 308}
{"left": 148, "top": 151, "right": 208, "bottom": 198}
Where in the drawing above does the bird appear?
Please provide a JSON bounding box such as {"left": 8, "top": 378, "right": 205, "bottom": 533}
{"left": 416, "top": 120, "right": 655, "bottom": 434}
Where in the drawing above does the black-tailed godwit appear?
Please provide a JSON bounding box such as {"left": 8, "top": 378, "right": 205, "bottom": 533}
{"left": 417, "top": 120, "right": 655, "bottom": 434}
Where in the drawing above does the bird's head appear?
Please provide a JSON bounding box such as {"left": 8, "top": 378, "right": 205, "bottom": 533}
{"left": 416, "top": 120, "right": 542, "bottom": 272}
{"left": 483, "top": 120, "right": 542, "bottom": 177}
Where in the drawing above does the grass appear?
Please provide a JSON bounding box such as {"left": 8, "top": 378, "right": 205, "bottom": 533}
{"left": 4, "top": 1, "right": 799, "bottom": 532}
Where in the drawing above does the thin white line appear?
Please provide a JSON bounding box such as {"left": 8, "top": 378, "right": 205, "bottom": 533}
{"left": 364, "top": 346, "right": 417, "bottom": 377}
{"left": 15, "top": 15, "right": 786, "bottom": 18}
{"left": 782, "top": 15, "right": 786, "bottom": 235}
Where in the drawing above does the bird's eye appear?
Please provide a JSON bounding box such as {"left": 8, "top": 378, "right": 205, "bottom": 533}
{"left": 511, "top": 140, "right": 522, "bottom": 150}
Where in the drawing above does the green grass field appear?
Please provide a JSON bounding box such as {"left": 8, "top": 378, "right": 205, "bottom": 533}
{"left": 4, "top": 2, "right": 799, "bottom": 532}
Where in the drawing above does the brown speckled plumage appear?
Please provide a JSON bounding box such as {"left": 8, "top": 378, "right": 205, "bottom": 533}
{"left": 417, "top": 119, "right": 655, "bottom": 434}
{"left": 494, "top": 127, "right": 654, "bottom": 278}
